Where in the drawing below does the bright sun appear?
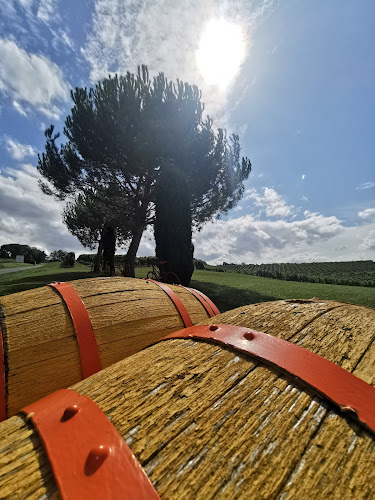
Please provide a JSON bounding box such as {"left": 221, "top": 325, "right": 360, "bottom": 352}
{"left": 196, "top": 18, "right": 246, "bottom": 91}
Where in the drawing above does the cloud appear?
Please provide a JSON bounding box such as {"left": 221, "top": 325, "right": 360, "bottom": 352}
{"left": 0, "top": 163, "right": 82, "bottom": 253}
{"left": 82, "top": 0, "right": 276, "bottom": 118}
{"left": 5, "top": 137, "right": 36, "bottom": 160}
{"left": 37, "top": 0, "right": 57, "bottom": 23}
{"left": 12, "top": 100, "right": 29, "bottom": 116}
{"left": 0, "top": 38, "right": 69, "bottom": 117}
{"left": 356, "top": 181, "right": 375, "bottom": 190}
{"left": 301, "top": 174, "right": 306, "bottom": 180}
{"left": 358, "top": 208, "right": 375, "bottom": 221}
{"left": 360, "top": 230, "right": 375, "bottom": 251}
{"left": 192, "top": 211, "right": 375, "bottom": 264}
{"left": 246, "top": 187, "right": 294, "bottom": 217}
{"left": 60, "top": 30, "right": 74, "bottom": 50}
{"left": 1, "top": 165, "right": 374, "bottom": 263}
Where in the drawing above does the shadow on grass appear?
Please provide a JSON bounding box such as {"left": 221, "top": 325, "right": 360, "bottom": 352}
{"left": 0, "top": 271, "right": 97, "bottom": 296}
{"left": 190, "top": 279, "right": 277, "bottom": 313}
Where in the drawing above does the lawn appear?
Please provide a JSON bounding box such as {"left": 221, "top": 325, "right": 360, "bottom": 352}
{"left": 136, "top": 268, "right": 375, "bottom": 311}
{"left": 0, "top": 262, "right": 94, "bottom": 296}
{"left": 0, "top": 259, "right": 35, "bottom": 268}
{"left": 0, "top": 264, "right": 374, "bottom": 311}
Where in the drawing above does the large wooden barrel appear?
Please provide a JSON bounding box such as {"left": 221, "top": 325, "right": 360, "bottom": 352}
{"left": 0, "top": 277, "right": 217, "bottom": 418}
{"left": 0, "top": 299, "right": 374, "bottom": 498}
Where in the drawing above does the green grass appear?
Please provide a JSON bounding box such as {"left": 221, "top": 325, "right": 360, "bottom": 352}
{"left": 1, "top": 264, "right": 374, "bottom": 312}
{"left": 0, "top": 260, "right": 35, "bottom": 268}
{"left": 136, "top": 268, "right": 375, "bottom": 311}
{"left": 188, "top": 270, "right": 375, "bottom": 311}
{"left": 0, "top": 262, "right": 94, "bottom": 296}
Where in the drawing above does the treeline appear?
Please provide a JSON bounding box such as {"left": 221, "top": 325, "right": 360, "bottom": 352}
{"left": 77, "top": 254, "right": 207, "bottom": 270}
{"left": 0, "top": 244, "right": 46, "bottom": 264}
{"left": 208, "top": 261, "right": 375, "bottom": 287}
{"left": 77, "top": 254, "right": 158, "bottom": 267}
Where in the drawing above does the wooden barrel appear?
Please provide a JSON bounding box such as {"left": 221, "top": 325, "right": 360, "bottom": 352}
{"left": 0, "top": 299, "right": 374, "bottom": 498}
{"left": 0, "top": 277, "right": 217, "bottom": 418}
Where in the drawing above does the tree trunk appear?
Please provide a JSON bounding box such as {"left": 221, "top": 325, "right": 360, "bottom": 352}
{"left": 154, "top": 162, "right": 194, "bottom": 286}
{"left": 125, "top": 224, "right": 144, "bottom": 278}
{"left": 93, "top": 234, "right": 104, "bottom": 273}
{"left": 102, "top": 225, "right": 116, "bottom": 276}
{"left": 125, "top": 187, "right": 152, "bottom": 278}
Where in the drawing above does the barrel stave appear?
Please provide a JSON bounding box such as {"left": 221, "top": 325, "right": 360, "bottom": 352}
{"left": 0, "top": 277, "right": 213, "bottom": 417}
{"left": 0, "top": 299, "right": 374, "bottom": 498}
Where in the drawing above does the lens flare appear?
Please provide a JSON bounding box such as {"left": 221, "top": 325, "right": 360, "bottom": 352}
{"left": 196, "top": 18, "right": 246, "bottom": 91}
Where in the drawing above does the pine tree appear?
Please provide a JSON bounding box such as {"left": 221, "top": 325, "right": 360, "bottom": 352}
{"left": 38, "top": 66, "right": 251, "bottom": 275}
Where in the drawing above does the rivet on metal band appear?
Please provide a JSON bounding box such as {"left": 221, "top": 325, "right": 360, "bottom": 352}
{"left": 146, "top": 279, "right": 193, "bottom": 327}
{"left": 49, "top": 282, "right": 101, "bottom": 379}
{"left": 22, "top": 389, "right": 160, "bottom": 500}
{"left": 161, "top": 324, "right": 375, "bottom": 435}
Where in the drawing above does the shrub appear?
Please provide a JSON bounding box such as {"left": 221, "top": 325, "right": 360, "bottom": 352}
{"left": 61, "top": 252, "right": 75, "bottom": 268}
{"left": 194, "top": 259, "right": 207, "bottom": 270}
{"left": 77, "top": 253, "right": 95, "bottom": 266}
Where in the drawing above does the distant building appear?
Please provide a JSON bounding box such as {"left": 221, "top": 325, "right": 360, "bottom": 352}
{"left": 16, "top": 255, "right": 24, "bottom": 263}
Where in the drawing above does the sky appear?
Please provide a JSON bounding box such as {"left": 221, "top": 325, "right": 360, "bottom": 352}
{"left": 0, "top": 0, "right": 374, "bottom": 264}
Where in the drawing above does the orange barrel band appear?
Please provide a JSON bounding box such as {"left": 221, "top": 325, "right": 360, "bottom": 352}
{"left": 147, "top": 280, "right": 193, "bottom": 327}
{"left": 22, "top": 389, "right": 160, "bottom": 500}
{"left": 162, "top": 324, "right": 375, "bottom": 435}
{"left": 49, "top": 282, "right": 101, "bottom": 379}
{"left": 0, "top": 323, "right": 5, "bottom": 421}
{"left": 186, "top": 287, "right": 220, "bottom": 316}
{"left": 183, "top": 286, "right": 220, "bottom": 317}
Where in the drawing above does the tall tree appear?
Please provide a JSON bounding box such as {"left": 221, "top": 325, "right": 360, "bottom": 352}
{"left": 38, "top": 66, "right": 251, "bottom": 275}
{"left": 63, "top": 187, "right": 133, "bottom": 272}
{"left": 154, "top": 161, "right": 194, "bottom": 285}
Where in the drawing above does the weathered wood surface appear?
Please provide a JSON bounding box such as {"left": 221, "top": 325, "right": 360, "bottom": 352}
{"left": 0, "top": 299, "right": 374, "bottom": 499}
{"left": 0, "top": 277, "right": 212, "bottom": 417}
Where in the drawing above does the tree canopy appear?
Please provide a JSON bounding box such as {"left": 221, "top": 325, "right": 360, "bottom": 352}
{"left": 63, "top": 187, "right": 134, "bottom": 272}
{"left": 38, "top": 66, "right": 251, "bottom": 274}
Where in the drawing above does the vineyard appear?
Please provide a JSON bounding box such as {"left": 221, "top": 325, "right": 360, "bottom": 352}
{"left": 208, "top": 260, "right": 375, "bottom": 287}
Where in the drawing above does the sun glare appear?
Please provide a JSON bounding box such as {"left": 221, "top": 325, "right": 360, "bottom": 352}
{"left": 196, "top": 18, "right": 246, "bottom": 91}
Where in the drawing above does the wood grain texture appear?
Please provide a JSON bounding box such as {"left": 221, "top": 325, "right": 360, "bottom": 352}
{"left": 0, "top": 277, "right": 212, "bottom": 417}
{"left": 0, "top": 299, "right": 374, "bottom": 499}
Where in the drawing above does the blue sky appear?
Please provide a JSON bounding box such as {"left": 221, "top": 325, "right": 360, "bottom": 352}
{"left": 0, "top": 0, "right": 374, "bottom": 263}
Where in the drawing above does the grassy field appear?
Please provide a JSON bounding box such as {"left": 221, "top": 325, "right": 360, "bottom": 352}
{"left": 136, "top": 268, "right": 375, "bottom": 311}
{"left": 0, "top": 262, "right": 93, "bottom": 296}
{"left": 0, "top": 263, "right": 374, "bottom": 311}
{"left": 0, "top": 259, "right": 35, "bottom": 268}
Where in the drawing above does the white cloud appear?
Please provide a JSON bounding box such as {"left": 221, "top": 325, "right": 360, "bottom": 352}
{"left": 12, "top": 100, "right": 29, "bottom": 116}
{"left": 360, "top": 230, "right": 375, "bottom": 251}
{"left": 82, "top": 0, "right": 276, "bottom": 118}
{"left": 356, "top": 181, "right": 375, "bottom": 191}
{"left": 301, "top": 174, "right": 306, "bottom": 180}
{"left": 37, "top": 0, "right": 57, "bottom": 23}
{"left": 1, "top": 166, "right": 373, "bottom": 263}
{"left": 0, "top": 164, "right": 83, "bottom": 253}
{"left": 246, "top": 187, "right": 293, "bottom": 217}
{"left": 17, "top": 0, "right": 34, "bottom": 9}
{"left": 60, "top": 30, "right": 74, "bottom": 50}
{"left": 5, "top": 137, "right": 36, "bottom": 160}
{"left": 191, "top": 211, "right": 375, "bottom": 264}
{"left": 358, "top": 208, "right": 375, "bottom": 221}
{"left": 0, "top": 38, "right": 69, "bottom": 117}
